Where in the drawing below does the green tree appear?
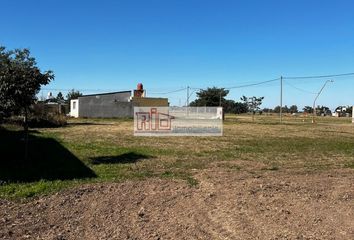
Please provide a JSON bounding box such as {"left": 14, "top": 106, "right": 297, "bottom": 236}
{"left": 56, "top": 91, "right": 64, "bottom": 101}
{"left": 189, "top": 87, "right": 229, "bottom": 107}
{"left": 262, "top": 108, "right": 273, "bottom": 114}
{"left": 0, "top": 46, "right": 54, "bottom": 123}
{"left": 282, "top": 105, "right": 289, "bottom": 113}
{"left": 66, "top": 89, "right": 83, "bottom": 102}
{"left": 316, "top": 105, "right": 331, "bottom": 116}
{"left": 303, "top": 106, "right": 313, "bottom": 113}
{"left": 289, "top": 105, "right": 298, "bottom": 114}
{"left": 273, "top": 106, "right": 281, "bottom": 113}
{"left": 0, "top": 46, "right": 54, "bottom": 160}
{"left": 234, "top": 102, "right": 248, "bottom": 114}
{"left": 222, "top": 99, "right": 236, "bottom": 114}
{"left": 241, "top": 95, "right": 264, "bottom": 121}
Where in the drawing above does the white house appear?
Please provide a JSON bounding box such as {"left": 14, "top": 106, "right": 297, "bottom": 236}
{"left": 70, "top": 99, "right": 79, "bottom": 118}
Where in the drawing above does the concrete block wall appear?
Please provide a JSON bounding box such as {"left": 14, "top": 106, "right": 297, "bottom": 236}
{"left": 73, "top": 92, "right": 169, "bottom": 118}
{"left": 78, "top": 91, "right": 133, "bottom": 118}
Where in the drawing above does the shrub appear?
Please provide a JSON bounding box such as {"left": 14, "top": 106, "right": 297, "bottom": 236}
{"left": 3, "top": 114, "right": 67, "bottom": 128}
{"left": 28, "top": 114, "right": 67, "bottom": 128}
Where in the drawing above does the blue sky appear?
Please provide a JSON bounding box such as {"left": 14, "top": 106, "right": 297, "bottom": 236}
{"left": 1, "top": 0, "right": 354, "bottom": 109}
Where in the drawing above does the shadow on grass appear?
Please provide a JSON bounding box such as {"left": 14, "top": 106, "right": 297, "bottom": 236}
{"left": 90, "top": 152, "right": 153, "bottom": 165}
{"left": 0, "top": 127, "right": 96, "bottom": 183}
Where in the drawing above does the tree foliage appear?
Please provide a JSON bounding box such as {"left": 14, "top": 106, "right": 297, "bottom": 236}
{"left": 0, "top": 46, "right": 54, "bottom": 161}
{"left": 66, "top": 89, "right": 83, "bottom": 102}
{"left": 0, "top": 46, "right": 54, "bottom": 118}
{"left": 273, "top": 106, "right": 281, "bottom": 113}
{"left": 233, "top": 102, "right": 248, "bottom": 114}
{"left": 189, "top": 87, "right": 248, "bottom": 114}
{"left": 303, "top": 106, "right": 313, "bottom": 113}
{"left": 315, "top": 105, "right": 331, "bottom": 116}
{"left": 240, "top": 95, "right": 264, "bottom": 113}
{"left": 289, "top": 105, "right": 298, "bottom": 113}
{"left": 262, "top": 108, "right": 273, "bottom": 113}
{"left": 240, "top": 96, "right": 264, "bottom": 121}
{"left": 222, "top": 100, "right": 248, "bottom": 114}
{"left": 272, "top": 105, "right": 298, "bottom": 114}
{"left": 334, "top": 105, "right": 352, "bottom": 117}
{"left": 189, "top": 87, "right": 229, "bottom": 107}
{"left": 56, "top": 91, "right": 64, "bottom": 101}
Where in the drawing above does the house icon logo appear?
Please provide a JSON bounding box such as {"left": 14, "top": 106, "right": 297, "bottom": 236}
{"left": 135, "top": 107, "right": 174, "bottom": 131}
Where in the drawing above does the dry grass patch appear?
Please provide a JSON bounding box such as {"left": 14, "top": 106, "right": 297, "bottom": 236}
{"left": 1, "top": 115, "right": 353, "bottom": 198}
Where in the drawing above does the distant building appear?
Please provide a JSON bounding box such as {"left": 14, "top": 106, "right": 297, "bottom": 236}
{"left": 34, "top": 97, "right": 69, "bottom": 115}
{"left": 69, "top": 84, "right": 169, "bottom": 118}
{"left": 333, "top": 106, "right": 352, "bottom": 118}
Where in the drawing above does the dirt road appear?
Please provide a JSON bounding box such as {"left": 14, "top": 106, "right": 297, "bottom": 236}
{"left": 1, "top": 169, "right": 353, "bottom": 240}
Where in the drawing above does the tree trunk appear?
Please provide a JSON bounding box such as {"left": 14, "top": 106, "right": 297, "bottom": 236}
{"left": 24, "top": 107, "right": 29, "bottom": 162}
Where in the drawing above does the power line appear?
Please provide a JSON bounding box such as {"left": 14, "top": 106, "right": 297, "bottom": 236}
{"left": 40, "top": 71, "right": 354, "bottom": 98}
{"left": 188, "top": 78, "right": 281, "bottom": 91}
{"left": 41, "top": 88, "right": 126, "bottom": 92}
{"left": 283, "top": 80, "right": 317, "bottom": 94}
{"left": 284, "top": 72, "right": 354, "bottom": 80}
{"left": 41, "top": 87, "right": 188, "bottom": 95}
{"left": 148, "top": 87, "right": 187, "bottom": 95}
{"left": 162, "top": 72, "right": 352, "bottom": 91}
{"left": 226, "top": 78, "right": 281, "bottom": 89}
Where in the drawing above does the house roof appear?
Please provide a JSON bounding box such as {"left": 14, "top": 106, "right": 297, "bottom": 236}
{"left": 80, "top": 90, "right": 131, "bottom": 98}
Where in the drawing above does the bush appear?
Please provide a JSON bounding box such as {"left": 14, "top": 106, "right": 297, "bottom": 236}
{"left": 3, "top": 114, "right": 67, "bottom": 128}
{"left": 27, "top": 114, "right": 67, "bottom": 128}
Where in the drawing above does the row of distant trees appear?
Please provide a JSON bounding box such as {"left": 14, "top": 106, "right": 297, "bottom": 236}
{"left": 263, "top": 105, "right": 324, "bottom": 114}
{"left": 263, "top": 105, "right": 352, "bottom": 115}
{"left": 189, "top": 87, "right": 352, "bottom": 116}
{"left": 189, "top": 87, "right": 263, "bottom": 115}
{"left": 43, "top": 89, "right": 83, "bottom": 103}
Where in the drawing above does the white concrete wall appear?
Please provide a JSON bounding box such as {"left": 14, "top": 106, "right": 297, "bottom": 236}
{"left": 70, "top": 99, "right": 79, "bottom": 118}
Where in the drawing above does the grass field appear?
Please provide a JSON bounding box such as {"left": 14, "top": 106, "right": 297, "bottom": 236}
{"left": 0, "top": 114, "right": 353, "bottom": 199}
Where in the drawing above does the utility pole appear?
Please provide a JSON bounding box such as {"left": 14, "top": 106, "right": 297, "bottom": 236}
{"left": 187, "top": 86, "right": 190, "bottom": 107}
{"left": 280, "top": 76, "right": 283, "bottom": 123}
{"left": 312, "top": 80, "right": 333, "bottom": 123}
{"left": 186, "top": 86, "right": 190, "bottom": 116}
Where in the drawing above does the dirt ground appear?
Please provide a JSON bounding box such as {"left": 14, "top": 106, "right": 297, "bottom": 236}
{"left": 1, "top": 169, "right": 353, "bottom": 240}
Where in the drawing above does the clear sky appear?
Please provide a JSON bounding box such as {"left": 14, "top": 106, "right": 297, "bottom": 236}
{"left": 1, "top": 0, "right": 354, "bottom": 109}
